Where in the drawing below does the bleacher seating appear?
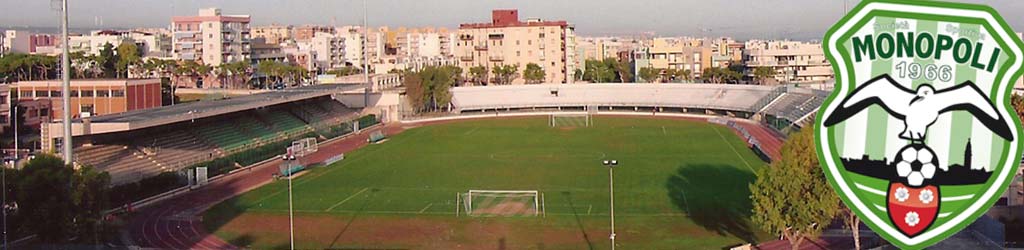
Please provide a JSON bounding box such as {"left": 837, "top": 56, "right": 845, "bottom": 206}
{"left": 450, "top": 84, "right": 778, "bottom": 113}
{"left": 196, "top": 121, "right": 252, "bottom": 152}
{"left": 761, "top": 88, "right": 830, "bottom": 123}
{"left": 72, "top": 96, "right": 360, "bottom": 187}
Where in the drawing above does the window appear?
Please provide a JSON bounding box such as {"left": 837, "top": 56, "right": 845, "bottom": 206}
{"left": 516, "top": 40, "right": 520, "bottom": 45}
{"left": 39, "top": 108, "right": 49, "bottom": 117}
{"left": 80, "top": 104, "right": 94, "bottom": 114}
{"left": 35, "top": 91, "right": 48, "bottom": 98}
{"left": 539, "top": 33, "right": 545, "bottom": 38}
{"left": 70, "top": 90, "right": 79, "bottom": 97}
{"left": 111, "top": 89, "right": 125, "bottom": 97}
{"left": 50, "top": 91, "right": 61, "bottom": 97}
{"left": 97, "top": 90, "right": 109, "bottom": 97}
{"left": 516, "top": 51, "right": 521, "bottom": 57}
{"left": 20, "top": 91, "right": 32, "bottom": 98}
{"left": 81, "top": 90, "right": 94, "bottom": 97}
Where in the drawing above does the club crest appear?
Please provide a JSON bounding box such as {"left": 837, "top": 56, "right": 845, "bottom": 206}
{"left": 816, "top": 0, "right": 1024, "bottom": 248}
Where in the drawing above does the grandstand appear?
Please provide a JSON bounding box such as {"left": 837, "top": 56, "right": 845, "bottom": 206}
{"left": 759, "top": 87, "right": 831, "bottom": 129}
{"left": 59, "top": 84, "right": 365, "bottom": 186}
{"left": 450, "top": 83, "right": 829, "bottom": 126}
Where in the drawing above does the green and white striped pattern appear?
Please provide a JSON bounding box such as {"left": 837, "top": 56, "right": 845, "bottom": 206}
{"left": 828, "top": 17, "right": 1010, "bottom": 231}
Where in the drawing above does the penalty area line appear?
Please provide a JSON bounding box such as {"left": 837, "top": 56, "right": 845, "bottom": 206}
{"left": 418, "top": 203, "right": 433, "bottom": 214}
{"left": 325, "top": 187, "right": 370, "bottom": 212}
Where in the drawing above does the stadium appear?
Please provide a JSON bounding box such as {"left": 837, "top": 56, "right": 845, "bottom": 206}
{"left": 25, "top": 81, "right": 838, "bottom": 249}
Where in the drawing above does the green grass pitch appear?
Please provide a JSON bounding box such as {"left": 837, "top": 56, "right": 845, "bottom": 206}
{"left": 203, "top": 116, "right": 770, "bottom": 249}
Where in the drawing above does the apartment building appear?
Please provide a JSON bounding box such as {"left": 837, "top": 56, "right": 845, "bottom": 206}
{"left": 456, "top": 9, "right": 576, "bottom": 84}
{"left": 171, "top": 8, "right": 251, "bottom": 67}
{"left": 645, "top": 37, "right": 713, "bottom": 79}
{"left": 310, "top": 32, "right": 348, "bottom": 70}
{"left": 252, "top": 25, "right": 292, "bottom": 44}
{"left": 67, "top": 30, "right": 170, "bottom": 58}
{"left": 0, "top": 84, "right": 9, "bottom": 134}
{"left": 744, "top": 40, "right": 833, "bottom": 83}
{"left": 294, "top": 25, "right": 334, "bottom": 42}
{"left": 3, "top": 30, "right": 56, "bottom": 54}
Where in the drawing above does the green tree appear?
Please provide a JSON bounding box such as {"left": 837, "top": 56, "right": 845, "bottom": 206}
{"left": 12, "top": 154, "right": 110, "bottom": 243}
{"left": 327, "top": 66, "right": 361, "bottom": 77}
{"left": 99, "top": 43, "right": 118, "bottom": 78}
{"left": 703, "top": 67, "right": 743, "bottom": 84}
{"left": 402, "top": 65, "right": 460, "bottom": 112}
{"left": 523, "top": 63, "right": 545, "bottom": 84}
{"left": 750, "top": 125, "right": 839, "bottom": 250}
{"left": 403, "top": 71, "right": 426, "bottom": 111}
{"left": 615, "top": 60, "right": 633, "bottom": 82}
{"left": 257, "top": 60, "right": 284, "bottom": 87}
{"left": 116, "top": 42, "right": 141, "bottom": 78}
{"left": 582, "top": 59, "right": 613, "bottom": 82}
{"left": 491, "top": 64, "right": 519, "bottom": 85}
{"left": 469, "top": 65, "right": 488, "bottom": 86}
{"left": 753, "top": 67, "right": 777, "bottom": 85}
{"left": 638, "top": 67, "right": 658, "bottom": 83}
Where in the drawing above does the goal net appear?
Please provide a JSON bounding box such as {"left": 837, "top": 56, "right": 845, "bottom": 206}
{"left": 550, "top": 113, "right": 591, "bottom": 127}
{"left": 458, "top": 190, "right": 543, "bottom": 217}
{"left": 290, "top": 137, "right": 318, "bottom": 157}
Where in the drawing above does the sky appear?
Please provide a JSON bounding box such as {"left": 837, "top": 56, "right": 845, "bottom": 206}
{"left": 3, "top": 0, "right": 1024, "bottom": 41}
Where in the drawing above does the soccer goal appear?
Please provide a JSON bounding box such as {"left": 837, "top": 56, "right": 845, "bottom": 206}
{"left": 290, "top": 137, "right": 318, "bottom": 157}
{"left": 550, "top": 113, "right": 591, "bottom": 127}
{"left": 457, "top": 190, "right": 544, "bottom": 217}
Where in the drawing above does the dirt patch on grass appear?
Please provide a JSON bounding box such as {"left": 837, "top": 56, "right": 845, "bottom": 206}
{"left": 557, "top": 126, "right": 578, "bottom": 131}
{"left": 472, "top": 201, "right": 536, "bottom": 216}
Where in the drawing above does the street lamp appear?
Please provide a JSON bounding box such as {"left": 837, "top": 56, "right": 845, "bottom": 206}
{"left": 602, "top": 159, "right": 618, "bottom": 250}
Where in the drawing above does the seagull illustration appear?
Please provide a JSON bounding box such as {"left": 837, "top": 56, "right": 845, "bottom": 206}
{"left": 823, "top": 74, "right": 1013, "bottom": 142}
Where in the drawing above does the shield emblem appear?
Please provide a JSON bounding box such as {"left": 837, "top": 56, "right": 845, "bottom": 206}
{"left": 816, "top": 0, "right": 1024, "bottom": 249}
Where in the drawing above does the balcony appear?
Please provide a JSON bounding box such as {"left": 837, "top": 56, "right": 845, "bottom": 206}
{"left": 459, "top": 35, "right": 473, "bottom": 41}
{"left": 460, "top": 55, "right": 474, "bottom": 61}
{"left": 489, "top": 55, "right": 504, "bottom": 61}
{"left": 488, "top": 34, "right": 504, "bottom": 40}
{"left": 474, "top": 45, "right": 488, "bottom": 51}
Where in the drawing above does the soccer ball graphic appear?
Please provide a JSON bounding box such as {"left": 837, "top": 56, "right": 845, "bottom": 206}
{"left": 893, "top": 144, "right": 939, "bottom": 187}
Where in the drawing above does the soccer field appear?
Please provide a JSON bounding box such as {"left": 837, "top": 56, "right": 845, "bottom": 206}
{"left": 203, "top": 116, "right": 770, "bottom": 249}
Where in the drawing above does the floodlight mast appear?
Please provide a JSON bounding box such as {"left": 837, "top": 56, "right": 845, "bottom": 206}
{"left": 602, "top": 159, "right": 618, "bottom": 250}
{"left": 61, "top": 0, "right": 73, "bottom": 164}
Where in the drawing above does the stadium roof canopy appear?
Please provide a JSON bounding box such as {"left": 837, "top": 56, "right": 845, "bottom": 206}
{"left": 50, "top": 84, "right": 363, "bottom": 137}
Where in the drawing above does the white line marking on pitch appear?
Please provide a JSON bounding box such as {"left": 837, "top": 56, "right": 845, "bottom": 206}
{"left": 587, "top": 205, "right": 592, "bottom": 215}
{"left": 326, "top": 187, "right": 370, "bottom": 212}
{"left": 418, "top": 203, "right": 433, "bottom": 214}
{"left": 662, "top": 126, "right": 667, "bottom": 135}
{"left": 712, "top": 126, "right": 755, "bottom": 173}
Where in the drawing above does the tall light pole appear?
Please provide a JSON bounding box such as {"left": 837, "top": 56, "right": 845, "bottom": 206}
{"left": 602, "top": 159, "right": 618, "bottom": 250}
{"left": 287, "top": 160, "right": 295, "bottom": 250}
{"left": 60, "top": 0, "right": 73, "bottom": 164}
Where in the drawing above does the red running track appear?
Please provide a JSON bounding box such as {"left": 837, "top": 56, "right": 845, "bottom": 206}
{"left": 125, "top": 125, "right": 403, "bottom": 249}
{"left": 730, "top": 121, "right": 785, "bottom": 162}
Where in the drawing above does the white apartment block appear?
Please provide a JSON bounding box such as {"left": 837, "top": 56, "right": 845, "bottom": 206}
{"left": 65, "top": 31, "right": 169, "bottom": 58}
{"left": 456, "top": 10, "right": 576, "bottom": 84}
{"left": 310, "top": 32, "right": 348, "bottom": 70}
{"left": 171, "top": 8, "right": 251, "bottom": 66}
{"left": 744, "top": 40, "right": 833, "bottom": 83}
